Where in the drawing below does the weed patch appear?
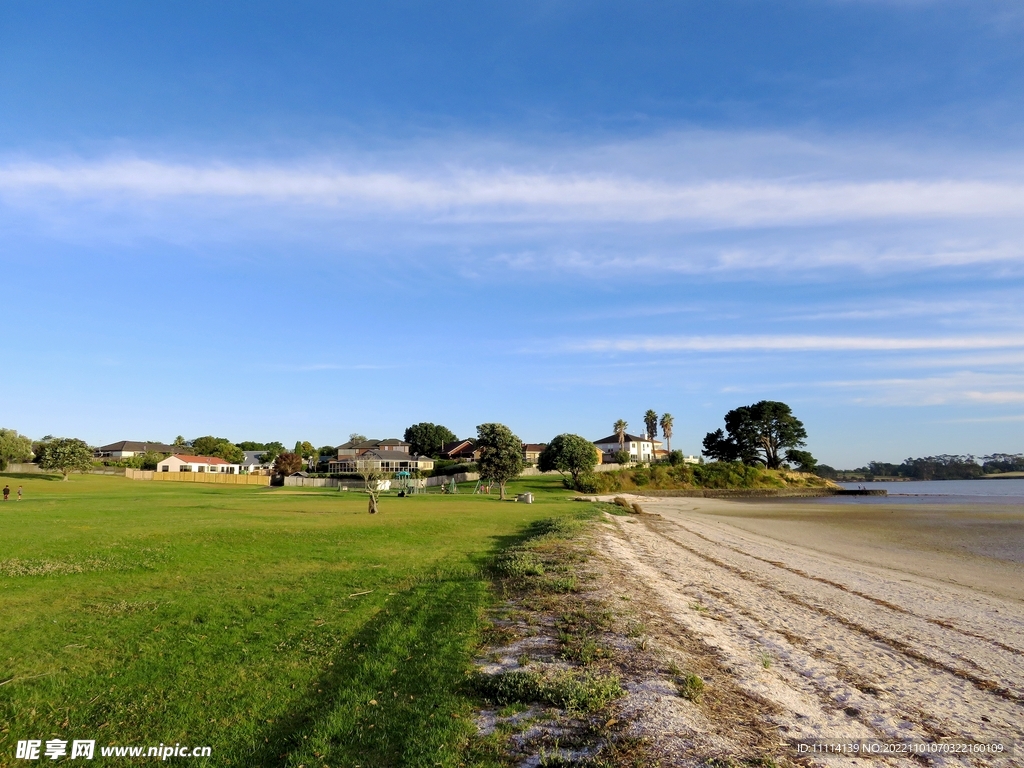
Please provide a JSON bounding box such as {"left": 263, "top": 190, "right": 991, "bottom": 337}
{"left": 677, "top": 672, "right": 705, "bottom": 702}
{"left": 476, "top": 668, "right": 623, "bottom": 713}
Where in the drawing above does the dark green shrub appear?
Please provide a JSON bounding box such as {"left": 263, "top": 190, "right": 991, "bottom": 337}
{"left": 670, "top": 464, "right": 695, "bottom": 484}
{"left": 573, "top": 473, "right": 599, "bottom": 493}
{"left": 430, "top": 461, "right": 478, "bottom": 477}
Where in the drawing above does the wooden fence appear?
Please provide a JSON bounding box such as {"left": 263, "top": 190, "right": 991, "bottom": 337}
{"left": 126, "top": 468, "right": 270, "bottom": 486}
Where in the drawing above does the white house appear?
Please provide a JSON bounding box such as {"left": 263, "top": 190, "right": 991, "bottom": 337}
{"left": 157, "top": 454, "right": 242, "bottom": 474}
{"left": 240, "top": 450, "right": 273, "bottom": 474}
{"left": 593, "top": 433, "right": 655, "bottom": 464}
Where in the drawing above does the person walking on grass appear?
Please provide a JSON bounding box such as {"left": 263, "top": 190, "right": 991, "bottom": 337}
{"left": 2, "top": 485, "right": 9, "bottom": 501}
{"left": 17, "top": 485, "right": 23, "bottom": 501}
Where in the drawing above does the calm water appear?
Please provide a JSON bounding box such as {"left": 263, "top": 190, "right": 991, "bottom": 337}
{"left": 834, "top": 478, "right": 1024, "bottom": 505}
{"left": 812, "top": 479, "right": 1024, "bottom": 564}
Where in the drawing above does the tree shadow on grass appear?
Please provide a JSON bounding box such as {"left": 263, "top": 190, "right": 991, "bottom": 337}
{"left": 0, "top": 472, "right": 62, "bottom": 481}
{"left": 234, "top": 512, "right": 589, "bottom": 768}
{"left": 236, "top": 575, "right": 487, "bottom": 768}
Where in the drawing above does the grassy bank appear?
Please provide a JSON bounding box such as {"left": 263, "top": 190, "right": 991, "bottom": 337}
{"left": 585, "top": 462, "right": 834, "bottom": 494}
{"left": 0, "top": 473, "right": 582, "bottom": 767}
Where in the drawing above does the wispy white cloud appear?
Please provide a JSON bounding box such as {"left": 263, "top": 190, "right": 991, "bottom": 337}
{"left": 491, "top": 238, "right": 1024, "bottom": 275}
{"left": 569, "top": 334, "right": 1024, "bottom": 353}
{"left": 781, "top": 298, "right": 1015, "bottom": 322}
{"left": 821, "top": 372, "right": 1024, "bottom": 406}
{"left": 3, "top": 158, "right": 1024, "bottom": 227}
{"left": 943, "top": 414, "right": 1024, "bottom": 423}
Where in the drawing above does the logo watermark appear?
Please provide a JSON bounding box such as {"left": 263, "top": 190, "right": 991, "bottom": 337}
{"left": 792, "top": 739, "right": 1014, "bottom": 757}
{"left": 15, "top": 740, "right": 211, "bottom": 760}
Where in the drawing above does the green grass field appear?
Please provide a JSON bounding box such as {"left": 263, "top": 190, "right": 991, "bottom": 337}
{"left": 0, "top": 473, "right": 583, "bottom": 767}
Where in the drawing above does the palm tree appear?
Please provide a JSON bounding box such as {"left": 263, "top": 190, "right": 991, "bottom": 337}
{"left": 613, "top": 419, "right": 628, "bottom": 452}
{"left": 644, "top": 410, "right": 659, "bottom": 441}
{"left": 660, "top": 413, "right": 674, "bottom": 453}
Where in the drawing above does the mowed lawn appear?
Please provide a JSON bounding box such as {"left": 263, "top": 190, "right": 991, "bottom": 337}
{"left": 0, "top": 473, "right": 580, "bottom": 767}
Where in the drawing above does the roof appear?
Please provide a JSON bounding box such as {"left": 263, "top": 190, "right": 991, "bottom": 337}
{"left": 593, "top": 433, "right": 652, "bottom": 445}
{"left": 166, "top": 454, "right": 230, "bottom": 465}
{"left": 338, "top": 438, "right": 411, "bottom": 450}
{"left": 441, "top": 439, "right": 475, "bottom": 452}
{"left": 242, "top": 450, "right": 270, "bottom": 465}
{"left": 97, "top": 440, "right": 179, "bottom": 453}
{"left": 522, "top": 444, "right": 547, "bottom": 452}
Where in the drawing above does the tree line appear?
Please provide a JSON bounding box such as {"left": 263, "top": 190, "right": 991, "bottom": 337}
{"left": 817, "top": 453, "right": 1024, "bottom": 481}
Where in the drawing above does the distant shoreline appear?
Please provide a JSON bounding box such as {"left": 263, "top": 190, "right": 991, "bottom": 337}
{"left": 840, "top": 473, "right": 1024, "bottom": 481}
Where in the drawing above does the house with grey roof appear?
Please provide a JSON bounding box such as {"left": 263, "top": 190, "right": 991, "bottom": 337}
{"left": 335, "top": 438, "right": 412, "bottom": 457}
{"left": 94, "top": 440, "right": 179, "bottom": 459}
{"left": 240, "top": 451, "right": 273, "bottom": 474}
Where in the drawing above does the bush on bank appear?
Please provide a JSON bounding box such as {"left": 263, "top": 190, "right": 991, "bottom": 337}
{"left": 566, "top": 461, "right": 832, "bottom": 493}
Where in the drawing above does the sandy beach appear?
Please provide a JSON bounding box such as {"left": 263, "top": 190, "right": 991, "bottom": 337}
{"left": 594, "top": 496, "right": 1024, "bottom": 767}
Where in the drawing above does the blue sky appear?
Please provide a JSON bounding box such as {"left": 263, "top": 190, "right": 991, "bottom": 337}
{"left": 2, "top": 1, "right": 1023, "bottom": 467}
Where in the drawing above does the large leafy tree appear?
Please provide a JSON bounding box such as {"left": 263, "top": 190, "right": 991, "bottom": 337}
{"left": 191, "top": 436, "right": 245, "bottom": 464}
{"left": 476, "top": 423, "right": 525, "bottom": 500}
{"left": 702, "top": 401, "right": 808, "bottom": 469}
{"left": 295, "top": 441, "right": 317, "bottom": 469}
{"left": 702, "top": 429, "right": 744, "bottom": 464}
{"left": 644, "top": 410, "right": 659, "bottom": 441}
{"left": 38, "top": 437, "right": 94, "bottom": 480}
{"left": 274, "top": 452, "right": 303, "bottom": 475}
{"left": 403, "top": 422, "right": 457, "bottom": 457}
{"left": 0, "top": 428, "right": 33, "bottom": 471}
{"left": 538, "top": 434, "right": 598, "bottom": 489}
{"left": 236, "top": 441, "right": 268, "bottom": 451}
{"left": 784, "top": 449, "right": 817, "bottom": 472}
{"left": 659, "top": 413, "right": 674, "bottom": 453}
{"left": 258, "top": 442, "right": 285, "bottom": 464}
{"left": 613, "top": 419, "right": 628, "bottom": 451}
{"left": 234, "top": 440, "right": 285, "bottom": 464}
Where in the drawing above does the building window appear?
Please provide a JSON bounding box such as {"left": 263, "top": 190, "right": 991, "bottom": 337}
{"left": 162, "top": 466, "right": 169, "bottom": 472}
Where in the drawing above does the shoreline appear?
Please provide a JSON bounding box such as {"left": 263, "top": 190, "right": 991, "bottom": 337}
{"left": 596, "top": 495, "right": 1024, "bottom": 766}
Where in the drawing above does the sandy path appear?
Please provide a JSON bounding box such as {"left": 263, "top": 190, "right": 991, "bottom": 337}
{"left": 595, "top": 497, "right": 1024, "bottom": 767}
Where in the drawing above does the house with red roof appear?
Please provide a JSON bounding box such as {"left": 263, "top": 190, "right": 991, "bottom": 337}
{"left": 156, "top": 454, "right": 242, "bottom": 474}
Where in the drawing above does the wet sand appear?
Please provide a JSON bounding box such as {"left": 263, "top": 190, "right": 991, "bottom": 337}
{"left": 595, "top": 495, "right": 1024, "bottom": 767}
{"left": 695, "top": 499, "right": 1024, "bottom": 601}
